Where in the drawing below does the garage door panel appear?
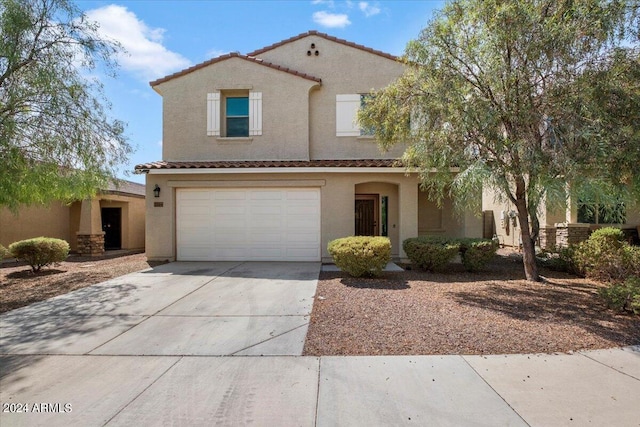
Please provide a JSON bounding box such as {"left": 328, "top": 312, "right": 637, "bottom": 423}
{"left": 287, "top": 231, "right": 320, "bottom": 243}
{"left": 214, "top": 205, "right": 245, "bottom": 215}
{"left": 286, "top": 191, "right": 319, "bottom": 200}
{"left": 214, "top": 191, "right": 247, "bottom": 200}
{"left": 252, "top": 231, "right": 283, "bottom": 243}
{"left": 178, "top": 190, "right": 212, "bottom": 201}
{"left": 251, "top": 205, "right": 282, "bottom": 215}
{"left": 178, "top": 228, "right": 211, "bottom": 244}
{"left": 250, "top": 191, "right": 283, "bottom": 200}
{"left": 177, "top": 188, "right": 320, "bottom": 261}
{"left": 212, "top": 248, "right": 247, "bottom": 260}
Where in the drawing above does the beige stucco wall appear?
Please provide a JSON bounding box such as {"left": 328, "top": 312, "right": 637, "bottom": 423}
{"left": 482, "top": 186, "right": 640, "bottom": 248}
{"left": 155, "top": 35, "right": 408, "bottom": 163}
{"left": 418, "top": 191, "right": 482, "bottom": 239}
{"left": 155, "top": 57, "right": 319, "bottom": 162}
{"left": 144, "top": 171, "right": 486, "bottom": 262}
{"left": 255, "top": 35, "right": 407, "bottom": 160}
{"left": 1, "top": 195, "right": 145, "bottom": 253}
{"left": 0, "top": 203, "right": 71, "bottom": 249}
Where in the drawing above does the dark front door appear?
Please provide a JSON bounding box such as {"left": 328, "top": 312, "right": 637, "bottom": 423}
{"left": 101, "top": 207, "right": 122, "bottom": 250}
{"left": 355, "top": 195, "right": 379, "bottom": 236}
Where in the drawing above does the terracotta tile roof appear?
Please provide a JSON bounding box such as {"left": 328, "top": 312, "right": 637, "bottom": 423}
{"left": 135, "top": 159, "right": 402, "bottom": 171}
{"left": 247, "top": 30, "right": 398, "bottom": 62}
{"left": 150, "top": 53, "right": 322, "bottom": 87}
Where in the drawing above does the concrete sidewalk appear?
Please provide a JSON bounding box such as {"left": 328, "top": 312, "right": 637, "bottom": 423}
{"left": 1, "top": 262, "right": 639, "bottom": 426}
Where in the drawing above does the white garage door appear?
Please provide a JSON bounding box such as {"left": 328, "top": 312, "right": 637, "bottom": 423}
{"left": 176, "top": 188, "right": 321, "bottom": 261}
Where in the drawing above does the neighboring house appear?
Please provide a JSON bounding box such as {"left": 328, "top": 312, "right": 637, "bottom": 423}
{"left": 0, "top": 180, "right": 146, "bottom": 256}
{"left": 482, "top": 190, "right": 640, "bottom": 249}
{"left": 135, "top": 31, "right": 482, "bottom": 262}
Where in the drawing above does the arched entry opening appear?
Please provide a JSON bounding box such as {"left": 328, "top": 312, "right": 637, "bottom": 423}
{"left": 354, "top": 182, "right": 400, "bottom": 256}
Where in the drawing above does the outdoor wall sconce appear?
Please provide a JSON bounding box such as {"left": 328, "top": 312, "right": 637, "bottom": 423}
{"left": 153, "top": 184, "right": 161, "bottom": 198}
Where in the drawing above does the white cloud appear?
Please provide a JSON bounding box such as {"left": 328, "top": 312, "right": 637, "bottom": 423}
{"left": 358, "top": 2, "right": 380, "bottom": 17}
{"left": 311, "top": 0, "right": 335, "bottom": 6}
{"left": 85, "top": 5, "right": 191, "bottom": 81}
{"left": 206, "top": 49, "right": 228, "bottom": 59}
{"left": 157, "top": 140, "right": 163, "bottom": 147}
{"left": 312, "top": 11, "right": 351, "bottom": 28}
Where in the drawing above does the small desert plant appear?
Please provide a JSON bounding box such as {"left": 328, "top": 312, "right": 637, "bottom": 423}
{"left": 403, "top": 237, "right": 460, "bottom": 272}
{"left": 0, "top": 244, "right": 8, "bottom": 261}
{"left": 328, "top": 236, "right": 391, "bottom": 277}
{"left": 459, "top": 239, "right": 498, "bottom": 272}
{"left": 9, "top": 237, "right": 70, "bottom": 272}
{"left": 598, "top": 276, "right": 640, "bottom": 315}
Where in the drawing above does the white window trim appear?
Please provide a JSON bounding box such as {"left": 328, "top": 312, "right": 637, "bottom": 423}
{"left": 207, "top": 91, "right": 262, "bottom": 137}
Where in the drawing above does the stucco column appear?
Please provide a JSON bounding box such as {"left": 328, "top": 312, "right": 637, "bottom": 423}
{"left": 398, "top": 180, "right": 418, "bottom": 261}
{"left": 76, "top": 198, "right": 105, "bottom": 256}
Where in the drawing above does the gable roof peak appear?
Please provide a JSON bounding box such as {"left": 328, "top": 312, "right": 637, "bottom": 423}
{"left": 149, "top": 52, "right": 321, "bottom": 87}
{"left": 247, "top": 30, "right": 398, "bottom": 61}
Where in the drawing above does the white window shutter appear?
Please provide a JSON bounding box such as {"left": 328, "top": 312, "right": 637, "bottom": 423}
{"left": 336, "top": 94, "right": 361, "bottom": 136}
{"left": 207, "top": 92, "right": 220, "bottom": 136}
{"left": 249, "top": 91, "right": 262, "bottom": 136}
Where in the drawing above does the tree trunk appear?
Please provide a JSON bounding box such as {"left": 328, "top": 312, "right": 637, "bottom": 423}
{"left": 515, "top": 198, "right": 540, "bottom": 282}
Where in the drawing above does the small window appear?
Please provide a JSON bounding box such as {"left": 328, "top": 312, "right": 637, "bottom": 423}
{"left": 226, "top": 96, "right": 249, "bottom": 137}
{"left": 207, "top": 91, "right": 261, "bottom": 137}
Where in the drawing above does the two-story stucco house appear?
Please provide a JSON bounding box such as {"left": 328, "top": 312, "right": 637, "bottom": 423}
{"left": 135, "top": 31, "right": 483, "bottom": 262}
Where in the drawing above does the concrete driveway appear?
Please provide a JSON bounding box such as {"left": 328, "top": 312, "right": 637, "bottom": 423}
{"left": 0, "top": 261, "right": 318, "bottom": 356}
{"left": 1, "top": 262, "right": 639, "bottom": 426}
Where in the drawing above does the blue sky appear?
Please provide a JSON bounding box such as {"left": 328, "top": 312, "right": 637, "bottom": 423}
{"left": 76, "top": 0, "right": 446, "bottom": 183}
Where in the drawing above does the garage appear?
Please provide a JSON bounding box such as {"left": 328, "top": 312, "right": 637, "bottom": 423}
{"left": 176, "top": 188, "right": 321, "bottom": 261}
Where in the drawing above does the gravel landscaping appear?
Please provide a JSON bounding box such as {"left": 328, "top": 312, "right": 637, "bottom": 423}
{"left": 303, "top": 250, "right": 640, "bottom": 356}
{"left": 0, "top": 252, "right": 157, "bottom": 314}
{"left": 2, "top": 249, "right": 638, "bottom": 355}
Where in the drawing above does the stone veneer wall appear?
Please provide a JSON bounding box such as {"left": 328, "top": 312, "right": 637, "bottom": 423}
{"left": 77, "top": 233, "right": 105, "bottom": 256}
{"left": 539, "top": 227, "right": 557, "bottom": 250}
{"left": 554, "top": 223, "right": 591, "bottom": 248}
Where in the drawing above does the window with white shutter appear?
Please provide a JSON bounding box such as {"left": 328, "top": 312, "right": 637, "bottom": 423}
{"left": 336, "top": 94, "right": 361, "bottom": 136}
{"left": 207, "top": 92, "right": 220, "bottom": 136}
{"left": 207, "top": 90, "right": 262, "bottom": 137}
{"left": 249, "top": 91, "right": 262, "bottom": 136}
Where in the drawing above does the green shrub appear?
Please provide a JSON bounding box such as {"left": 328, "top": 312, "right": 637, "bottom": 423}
{"left": 598, "top": 276, "right": 640, "bottom": 314}
{"left": 536, "top": 246, "right": 580, "bottom": 274}
{"left": 573, "top": 227, "right": 640, "bottom": 281}
{"left": 403, "top": 237, "right": 460, "bottom": 272}
{"left": 0, "top": 244, "right": 8, "bottom": 261}
{"left": 328, "top": 236, "right": 391, "bottom": 277}
{"left": 621, "top": 245, "right": 640, "bottom": 277}
{"left": 9, "top": 237, "right": 70, "bottom": 272}
{"left": 459, "top": 239, "right": 498, "bottom": 272}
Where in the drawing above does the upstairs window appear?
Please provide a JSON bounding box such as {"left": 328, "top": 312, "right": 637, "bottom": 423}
{"left": 207, "top": 90, "right": 262, "bottom": 137}
{"left": 226, "top": 96, "right": 249, "bottom": 137}
{"left": 336, "top": 93, "right": 376, "bottom": 137}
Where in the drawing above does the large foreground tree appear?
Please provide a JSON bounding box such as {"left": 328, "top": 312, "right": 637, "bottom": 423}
{"left": 359, "top": 0, "right": 640, "bottom": 281}
{"left": 0, "top": 0, "right": 132, "bottom": 210}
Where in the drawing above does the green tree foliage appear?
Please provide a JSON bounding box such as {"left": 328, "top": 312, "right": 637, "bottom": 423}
{"left": 0, "top": 0, "right": 132, "bottom": 210}
{"left": 359, "top": 0, "right": 640, "bottom": 281}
